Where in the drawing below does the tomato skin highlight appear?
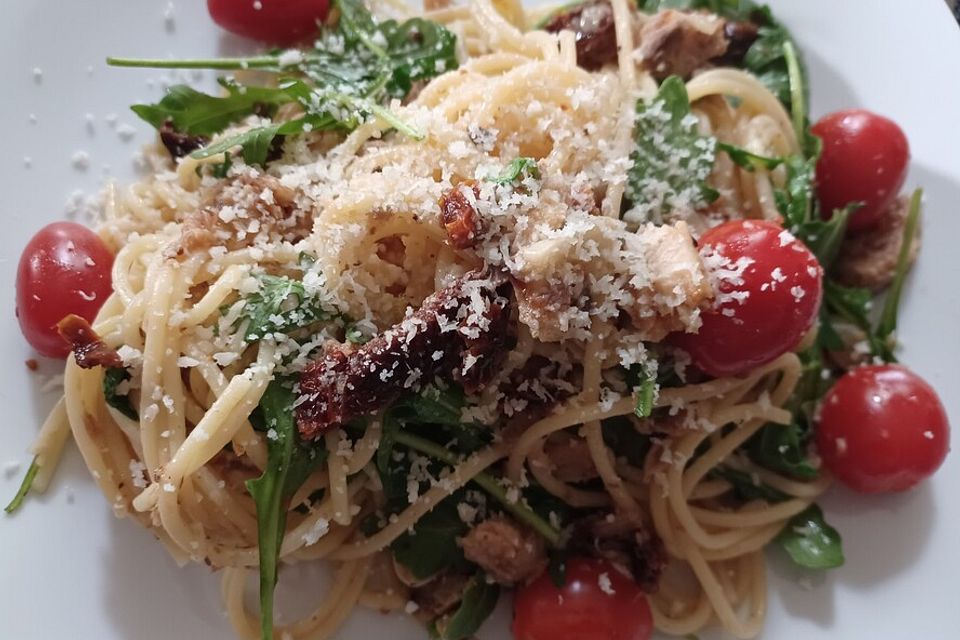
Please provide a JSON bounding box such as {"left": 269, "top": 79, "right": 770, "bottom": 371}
{"left": 671, "top": 220, "right": 823, "bottom": 378}
{"left": 207, "top": 0, "right": 331, "bottom": 45}
{"left": 817, "top": 365, "right": 950, "bottom": 494}
{"left": 15, "top": 222, "right": 114, "bottom": 358}
{"left": 512, "top": 557, "right": 653, "bottom": 640}
{"left": 812, "top": 109, "right": 909, "bottom": 232}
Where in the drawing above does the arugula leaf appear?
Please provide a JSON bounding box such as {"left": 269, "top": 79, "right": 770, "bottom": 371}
{"left": 796, "top": 205, "right": 855, "bottom": 270}
{"left": 376, "top": 409, "right": 402, "bottom": 478}
{"left": 637, "top": 0, "right": 753, "bottom": 13}
{"left": 815, "top": 189, "right": 922, "bottom": 364}
{"left": 717, "top": 142, "right": 782, "bottom": 172}
{"left": 434, "top": 575, "right": 500, "bottom": 640}
{"left": 486, "top": 157, "right": 540, "bottom": 185}
{"left": 114, "top": 0, "right": 457, "bottom": 166}
{"left": 876, "top": 188, "right": 922, "bottom": 342}
{"left": 775, "top": 151, "right": 853, "bottom": 270}
{"left": 548, "top": 551, "right": 567, "bottom": 588}
{"left": 103, "top": 367, "right": 138, "bottom": 420}
{"left": 392, "top": 498, "right": 469, "bottom": 581}
{"left": 601, "top": 416, "right": 651, "bottom": 467}
{"left": 822, "top": 280, "right": 895, "bottom": 360}
{"left": 749, "top": 422, "right": 818, "bottom": 479}
{"left": 345, "top": 323, "right": 370, "bottom": 344}
{"left": 710, "top": 465, "right": 789, "bottom": 502}
{"left": 235, "top": 274, "right": 335, "bottom": 342}
{"left": 196, "top": 121, "right": 286, "bottom": 166}
{"left": 396, "top": 385, "right": 466, "bottom": 426}
{"left": 130, "top": 80, "right": 290, "bottom": 136}
{"left": 335, "top": 0, "right": 457, "bottom": 99}
{"left": 246, "top": 381, "right": 329, "bottom": 640}
{"left": 391, "top": 430, "right": 562, "bottom": 546}
{"left": 634, "top": 368, "right": 658, "bottom": 419}
{"left": 4, "top": 456, "right": 40, "bottom": 515}
{"left": 777, "top": 504, "right": 844, "bottom": 569}
{"left": 775, "top": 154, "right": 816, "bottom": 228}
{"left": 626, "top": 75, "right": 718, "bottom": 224}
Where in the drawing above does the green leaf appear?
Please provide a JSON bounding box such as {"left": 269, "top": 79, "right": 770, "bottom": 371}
{"left": 822, "top": 280, "right": 892, "bottom": 361}
{"left": 627, "top": 75, "right": 718, "bottom": 223}
{"left": 795, "top": 204, "right": 854, "bottom": 270}
{"left": 246, "top": 381, "right": 329, "bottom": 640}
{"left": 4, "top": 457, "right": 40, "bottom": 515}
{"left": 396, "top": 385, "right": 466, "bottom": 426}
{"left": 131, "top": 80, "right": 292, "bottom": 136}
{"left": 548, "top": 551, "right": 567, "bottom": 588}
{"left": 782, "top": 39, "right": 805, "bottom": 142}
{"left": 601, "top": 416, "right": 651, "bottom": 468}
{"left": 391, "top": 499, "right": 469, "bottom": 581}
{"left": 114, "top": 0, "right": 457, "bottom": 166}
{"left": 710, "top": 465, "right": 789, "bottom": 502}
{"left": 376, "top": 409, "right": 401, "bottom": 477}
{"left": 436, "top": 575, "right": 501, "bottom": 640}
{"left": 103, "top": 367, "right": 138, "bottom": 420}
{"left": 486, "top": 157, "right": 541, "bottom": 185}
{"left": 717, "top": 142, "right": 783, "bottom": 172}
{"left": 390, "top": 430, "right": 562, "bottom": 546}
{"left": 634, "top": 367, "right": 658, "bottom": 419}
{"left": 777, "top": 504, "right": 844, "bottom": 569}
{"left": 233, "top": 274, "right": 335, "bottom": 342}
{"left": 749, "top": 422, "right": 818, "bottom": 480}
{"left": 345, "top": 323, "right": 370, "bottom": 344}
{"left": 876, "top": 188, "right": 922, "bottom": 341}
{"left": 776, "top": 154, "right": 816, "bottom": 228}
{"left": 636, "top": 0, "right": 754, "bottom": 14}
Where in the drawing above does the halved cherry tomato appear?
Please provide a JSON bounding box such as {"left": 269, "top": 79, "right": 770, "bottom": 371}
{"left": 812, "top": 109, "right": 909, "bottom": 232}
{"left": 816, "top": 364, "right": 949, "bottom": 493}
{"left": 16, "top": 222, "right": 114, "bottom": 358}
{"left": 513, "top": 557, "right": 653, "bottom": 640}
{"left": 207, "top": 0, "right": 331, "bottom": 45}
{"left": 671, "top": 220, "right": 823, "bottom": 378}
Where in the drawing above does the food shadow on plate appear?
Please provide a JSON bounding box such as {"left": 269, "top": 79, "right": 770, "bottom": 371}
{"left": 791, "top": 42, "right": 860, "bottom": 116}
{"left": 100, "top": 513, "right": 227, "bottom": 640}
{"left": 764, "top": 468, "right": 937, "bottom": 629}
{"left": 217, "top": 31, "right": 262, "bottom": 58}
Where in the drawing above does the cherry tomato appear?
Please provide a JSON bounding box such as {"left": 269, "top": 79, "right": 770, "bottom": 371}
{"left": 512, "top": 557, "right": 653, "bottom": 640}
{"left": 671, "top": 220, "right": 823, "bottom": 378}
{"left": 15, "top": 222, "right": 114, "bottom": 358}
{"left": 816, "top": 364, "right": 950, "bottom": 493}
{"left": 812, "top": 109, "right": 909, "bottom": 232}
{"left": 207, "top": 0, "right": 331, "bottom": 45}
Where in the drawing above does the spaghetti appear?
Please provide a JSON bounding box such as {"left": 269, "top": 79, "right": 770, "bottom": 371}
{"left": 28, "top": 1, "right": 837, "bottom": 638}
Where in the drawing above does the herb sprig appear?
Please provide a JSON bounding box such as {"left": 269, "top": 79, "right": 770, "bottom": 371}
{"left": 246, "top": 381, "right": 329, "bottom": 640}
{"left": 234, "top": 273, "right": 336, "bottom": 342}
{"left": 109, "top": 0, "right": 458, "bottom": 165}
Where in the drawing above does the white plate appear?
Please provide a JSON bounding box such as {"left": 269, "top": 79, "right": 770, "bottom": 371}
{"left": 2, "top": 1, "right": 959, "bottom": 638}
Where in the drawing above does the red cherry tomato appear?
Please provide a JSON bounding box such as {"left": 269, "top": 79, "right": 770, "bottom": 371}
{"left": 512, "top": 557, "right": 653, "bottom": 640}
{"left": 671, "top": 220, "right": 823, "bottom": 378}
{"left": 207, "top": 0, "right": 331, "bottom": 45}
{"left": 816, "top": 364, "right": 950, "bottom": 494}
{"left": 812, "top": 109, "right": 909, "bottom": 232}
{"left": 15, "top": 222, "right": 114, "bottom": 358}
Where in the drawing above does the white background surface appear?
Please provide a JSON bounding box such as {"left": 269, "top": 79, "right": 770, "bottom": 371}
{"left": 1, "top": 1, "right": 959, "bottom": 638}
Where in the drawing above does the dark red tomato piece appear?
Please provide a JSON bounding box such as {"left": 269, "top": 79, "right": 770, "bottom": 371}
{"left": 513, "top": 557, "right": 653, "bottom": 640}
{"left": 812, "top": 109, "right": 909, "bottom": 232}
{"left": 817, "top": 364, "right": 949, "bottom": 494}
{"left": 207, "top": 0, "right": 331, "bottom": 45}
{"left": 16, "top": 222, "right": 114, "bottom": 358}
{"left": 671, "top": 220, "right": 823, "bottom": 378}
